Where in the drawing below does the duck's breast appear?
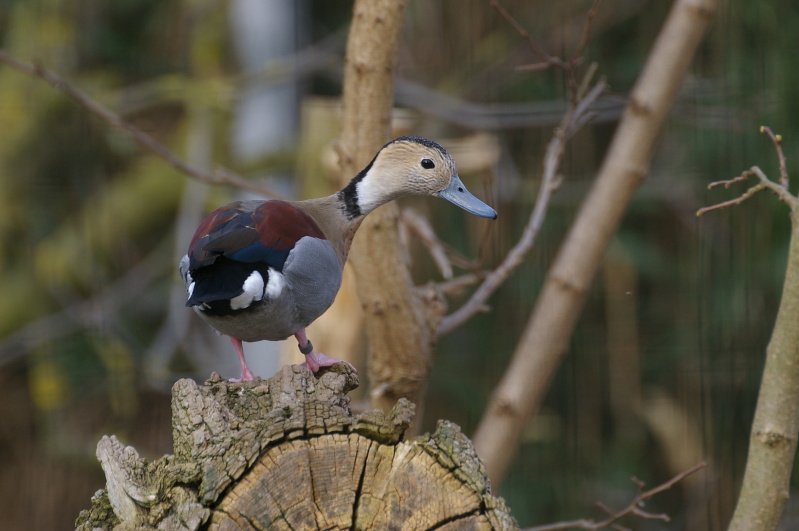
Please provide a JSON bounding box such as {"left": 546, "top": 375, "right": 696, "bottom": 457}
{"left": 282, "top": 235, "right": 343, "bottom": 326}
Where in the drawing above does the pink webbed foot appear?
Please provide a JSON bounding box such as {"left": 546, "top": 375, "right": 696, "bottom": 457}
{"left": 229, "top": 372, "right": 255, "bottom": 383}
{"left": 302, "top": 351, "right": 358, "bottom": 373}
{"left": 229, "top": 337, "right": 256, "bottom": 382}
{"left": 293, "top": 330, "right": 357, "bottom": 374}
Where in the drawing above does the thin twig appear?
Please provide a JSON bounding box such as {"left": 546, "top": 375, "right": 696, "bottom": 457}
{"left": 438, "top": 1, "right": 608, "bottom": 334}
{"left": 435, "top": 273, "right": 482, "bottom": 296}
{"left": 572, "top": 0, "right": 605, "bottom": 69}
{"left": 0, "top": 49, "right": 284, "bottom": 199}
{"left": 400, "top": 208, "right": 454, "bottom": 279}
{"left": 493, "top": 0, "right": 604, "bottom": 95}
{"left": 697, "top": 163, "right": 798, "bottom": 216}
{"left": 698, "top": 128, "right": 799, "bottom": 216}
{"left": 696, "top": 181, "right": 767, "bottom": 216}
{"left": 639, "top": 461, "right": 707, "bottom": 499}
{"left": 576, "top": 63, "right": 600, "bottom": 101}
{"left": 490, "top": 0, "right": 568, "bottom": 71}
{"left": 438, "top": 77, "right": 607, "bottom": 336}
{"left": 761, "top": 125, "right": 789, "bottom": 188}
{"left": 523, "top": 462, "right": 707, "bottom": 531}
{"left": 515, "top": 62, "right": 554, "bottom": 73}
{"left": 706, "top": 171, "right": 756, "bottom": 190}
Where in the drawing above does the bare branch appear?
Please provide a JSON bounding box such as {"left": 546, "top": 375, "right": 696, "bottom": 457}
{"left": 0, "top": 49, "right": 284, "bottom": 199}
{"left": 572, "top": 0, "right": 605, "bottom": 69}
{"left": 640, "top": 461, "right": 707, "bottom": 499}
{"left": 437, "top": 1, "right": 610, "bottom": 336}
{"left": 475, "top": 0, "right": 718, "bottom": 486}
{"left": 438, "top": 76, "right": 607, "bottom": 336}
{"left": 761, "top": 125, "right": 789, "bottom": 188}
{"left": 400, "top": 208, "right": 454, "bottom": 280}
{"left": 523, "top": 462, "right": 707, "bottom": 531}
{"left": 698, "top": 127, "right": 798, "bottom": 216}
{"left": 696, "top": 180, "right": 767, "bottom": 216}
{"left": 515, "top": 62, "right": 555, "bottom": 73}
{"left": 434, "top": 273, "right": 482, "bottom": 296}
{"left": 697, "top": 163, "right": 798, "bottom": 217}
{"left": 490, "top": 0, "right": 569, "bottom": 71}
{"left": 706, "top": 171, "right": 756, "bottom": 190}
{"left": 492, "top": 0, "right": 605, "bottom": 94}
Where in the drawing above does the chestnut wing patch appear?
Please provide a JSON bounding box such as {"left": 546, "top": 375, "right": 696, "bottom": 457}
{"left": 188, "top": 200, "right": 326, "bottom": 272}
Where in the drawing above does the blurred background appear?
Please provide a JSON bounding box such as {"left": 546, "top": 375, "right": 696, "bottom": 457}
{"left": 0, "top": 0, "right": 797, "bottom": 529}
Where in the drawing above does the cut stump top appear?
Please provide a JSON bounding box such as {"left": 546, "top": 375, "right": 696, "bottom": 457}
{"left": 76, "top": 364, "right": 517, "bottom": 530}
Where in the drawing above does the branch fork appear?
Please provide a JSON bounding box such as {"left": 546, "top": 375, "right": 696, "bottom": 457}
{"left": 697, "top": 126, "right": 798, "bottom": 216}
{"left": 525, "top": 462, "right": 707, "bottom": 531}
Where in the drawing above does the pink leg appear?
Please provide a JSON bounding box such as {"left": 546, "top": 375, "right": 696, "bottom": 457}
{"left": 229, "top": 337, "right": 255, "bottom": 382}
{"left": 294, "top": 329, "right": 357, "bottom": 373}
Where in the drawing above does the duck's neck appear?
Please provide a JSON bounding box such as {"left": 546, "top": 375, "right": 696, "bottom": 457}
{"left": 337, "top": 158, "right": 405, "bottom": 220}
{"left": 297, "top": 159, "right": 403, "bottom": 265}
{"left": 294, "top": 193, "right": 365, "bottom": 267}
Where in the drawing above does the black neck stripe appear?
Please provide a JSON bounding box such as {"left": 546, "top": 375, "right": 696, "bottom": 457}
{"left": 338, "top": 155, "right": 375, "bottom": 220}
{"left": 337, "top": 137, "right": 446, "bottom": 220}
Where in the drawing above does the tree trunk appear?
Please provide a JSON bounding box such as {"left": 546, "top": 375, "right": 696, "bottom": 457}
{"left": 727, "top": 208, "right": 799, "bottom": 530}
{"left": 337, "top": 0, "right": 439, "bottom": 427}
{"left": 75, "top": 366, "right": 516, "bottom": 530}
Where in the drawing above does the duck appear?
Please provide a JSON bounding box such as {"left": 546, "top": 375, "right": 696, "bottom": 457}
{"left": 179, "top": 136, "right": 497, "bottom": 381}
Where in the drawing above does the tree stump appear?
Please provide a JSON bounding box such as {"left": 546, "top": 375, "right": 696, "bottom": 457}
{"left": 75, "top": 365, "right": 517, "bottom": 530}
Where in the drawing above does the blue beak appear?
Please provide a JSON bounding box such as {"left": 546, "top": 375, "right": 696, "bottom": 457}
{"left": 438, "top": 176, "right": 497, "bottom": 219}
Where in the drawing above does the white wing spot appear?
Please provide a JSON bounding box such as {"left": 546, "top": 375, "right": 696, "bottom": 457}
{"left": 187, "top": 281, "right": 195, "bottom": 298}
{"left": 230, "top": 271, "right": 265, "bottom": 310}
{"left": 265, "top": 268, "right": 285, "bottom": 299}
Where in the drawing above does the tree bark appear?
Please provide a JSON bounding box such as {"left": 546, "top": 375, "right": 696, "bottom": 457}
{"left": 727, "top": 208, "right": 799, "bottom": 530}
{"left": 473, "top": 0, "right": 717, "bottom": 487}
{"left": 337, "top": 0, "right": 438, "bottom": 424}
{"left": 75, "top": 366, "right": 516, "bottom": 530}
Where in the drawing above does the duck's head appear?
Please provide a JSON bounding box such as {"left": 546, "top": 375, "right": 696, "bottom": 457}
{"left": 339, "top": 136, "right": 497, "bottom": 220}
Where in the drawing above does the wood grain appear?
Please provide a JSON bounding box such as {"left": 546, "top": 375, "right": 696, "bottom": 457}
{"left": 76, "top": 365, "right": 516, "bottom": 530}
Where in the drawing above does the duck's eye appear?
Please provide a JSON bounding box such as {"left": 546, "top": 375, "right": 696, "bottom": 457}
{"left": 421, "top": 158, "right": 435, "bottom": 169}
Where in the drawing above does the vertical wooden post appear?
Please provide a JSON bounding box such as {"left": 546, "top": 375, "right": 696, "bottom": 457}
{"left": 337, "top": 0, "right": 435, "bottom": 423}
